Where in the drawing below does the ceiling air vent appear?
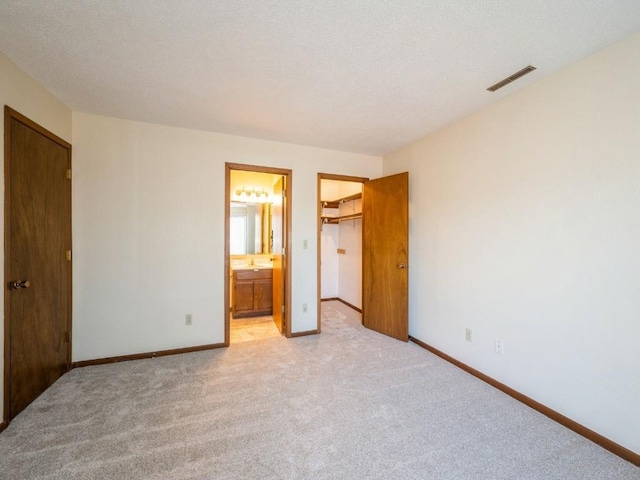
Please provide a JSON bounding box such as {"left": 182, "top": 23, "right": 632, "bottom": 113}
{"left": 487, "top": 65, "right": 537, "bottom": 92}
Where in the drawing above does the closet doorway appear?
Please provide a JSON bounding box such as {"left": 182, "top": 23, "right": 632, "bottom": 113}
{"left": 317, "top": 172, "right": 409, "bottom": 341}
{"left": 224, "top": 163, "right": 292, "bottom": 345}
{"left": 317, "top": 174, "right": 367, "bottom": 331}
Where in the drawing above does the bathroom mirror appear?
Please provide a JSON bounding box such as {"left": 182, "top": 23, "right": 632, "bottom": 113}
{"left": 230, "top": 202, "right": 272, "bottom": 254}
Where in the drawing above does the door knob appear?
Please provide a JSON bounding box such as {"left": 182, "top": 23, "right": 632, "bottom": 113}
{"left": 10, "top": 280, "right": 31, "bottom": 290}
{"left": 397, "top": 263, "right": 407, "bottom": 269}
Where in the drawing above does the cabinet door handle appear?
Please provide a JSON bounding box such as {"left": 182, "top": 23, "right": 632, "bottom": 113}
{"left": 397, "top": 263, "right": 407, "bottom": 269}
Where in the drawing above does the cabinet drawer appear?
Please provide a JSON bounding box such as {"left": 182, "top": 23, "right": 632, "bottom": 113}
{"left": 234, "top": 268, "right": 273, "bottom": 281}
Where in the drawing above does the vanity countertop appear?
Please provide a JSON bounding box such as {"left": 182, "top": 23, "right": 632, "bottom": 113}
{"left": 231, "top": 264, "right": 272, "bottom": 271}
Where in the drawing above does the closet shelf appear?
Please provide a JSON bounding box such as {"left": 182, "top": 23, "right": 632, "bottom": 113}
{"left": 320, "top": 191, "right": 362, "bottom": 227}
{"left": 321, "top": 192, "right": 362, "bottom": 209}
{"left": 321, "top": 213, "right": 362, "bottom": 224}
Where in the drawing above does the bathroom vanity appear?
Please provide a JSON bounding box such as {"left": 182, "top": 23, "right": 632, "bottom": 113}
{"left": 231, "top": 267, "right": 273, "bottom": 318}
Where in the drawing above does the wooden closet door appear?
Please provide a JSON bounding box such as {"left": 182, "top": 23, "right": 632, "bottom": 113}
{"left": 5, "top": 107, "right": 72, "bottom": 421}
{"left": 362, "top": 172, "right": 408, "bottom": 341}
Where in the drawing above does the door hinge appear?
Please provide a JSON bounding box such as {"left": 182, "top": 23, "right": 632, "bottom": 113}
{"left": 281, "top": 305, "right": 285, "bottom": 313}
{"left": 66, "top": 168, "right": 72, "bottom": 180}
{"left": 65, "top": 250, "right": 72, "bottom": 261}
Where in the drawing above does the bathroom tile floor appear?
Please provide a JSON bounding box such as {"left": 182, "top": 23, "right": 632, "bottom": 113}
{"left": 230, "top": 315, "right": 282, "bottom": 343}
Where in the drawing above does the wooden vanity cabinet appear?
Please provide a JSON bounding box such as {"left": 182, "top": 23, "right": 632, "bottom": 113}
{"left": 232, "top": 268, "right": 273, "bottom": 318}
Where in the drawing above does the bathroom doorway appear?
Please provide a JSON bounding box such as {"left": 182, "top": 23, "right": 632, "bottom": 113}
{"left": 224, "top": 163, "right": 292, "bottom": 344}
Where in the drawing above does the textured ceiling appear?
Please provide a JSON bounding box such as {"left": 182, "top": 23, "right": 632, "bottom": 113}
{"left": 1, "top": 1, "right": 640, "bottom": 156}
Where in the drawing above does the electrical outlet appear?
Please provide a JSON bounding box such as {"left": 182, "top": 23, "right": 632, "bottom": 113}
{"left": 465, "top": 328, "right": 472, "bottom": 342}
{"left": 303, "top": 239, "right": 308, "bottom": 250}
{"left": 495, "top": 339, "right": 504, "bottom": 355}
{"left": 302, "top": 303, "right": 308, "bottom": 313}
{"left": 185, "top": 314, "right": 193, "bottom": 326}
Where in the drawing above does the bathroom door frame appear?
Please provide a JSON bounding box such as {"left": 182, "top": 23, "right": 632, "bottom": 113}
{"left": 224, "top": 163, "right": 293, "bottom": 344}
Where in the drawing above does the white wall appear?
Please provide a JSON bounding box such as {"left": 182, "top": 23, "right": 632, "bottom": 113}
{"left": 338, "top": 181, "right": 363, "bottom": 198}
{"left": 0, "top": 53, "right": 72, "bottom": 420}
{"left": 320, "top": 181, "right": 341, "bottom": 299}
{"left": 320, "top": 220, "right": 339, "bottom": 298}
{"left": 338, "top": 199, "right": 362, "bottom": 308}
{"left": 72, "top": 112, "right": 381, "bottom": 361}
{"left": 383, "top": 33, "right": 640, "bottom": 454}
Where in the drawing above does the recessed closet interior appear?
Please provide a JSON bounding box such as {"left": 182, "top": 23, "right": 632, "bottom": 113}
{"left": 319, "top": 179, "right": 364, "bottom": 310}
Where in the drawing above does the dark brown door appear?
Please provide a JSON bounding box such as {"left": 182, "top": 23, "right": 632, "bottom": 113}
{"left": 232, "top": 280, "right": 254, "bottom": 315}
{"left": 271, "top": 176, "right": 285, "bottom": 333}
{"left": 4, "top": 107, "right": 72, "bottom": 422}
{"left": 255, "top": 279, "right": 273, "bottom": 311}
{"left": 362, "top": 172, "right": 408, "bottom": 341}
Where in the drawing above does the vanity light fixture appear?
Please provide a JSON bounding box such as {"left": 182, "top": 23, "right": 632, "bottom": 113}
{"left": 235, "top": 187, "right": 270, "bottom": 202}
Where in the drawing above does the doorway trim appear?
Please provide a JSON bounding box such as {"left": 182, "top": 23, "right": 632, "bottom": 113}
{"left": 225, "top": 163, "right": 293, "bottom": 344}
{"left": 316, "top": 173, "right": 368, "bottom": 334}
{"left": 3, "top": 106, "right": 72, "bottom": 428}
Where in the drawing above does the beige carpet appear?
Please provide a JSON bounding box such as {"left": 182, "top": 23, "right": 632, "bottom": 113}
{"left": 0, "top": 301, "right": 637, "bottom": 479}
